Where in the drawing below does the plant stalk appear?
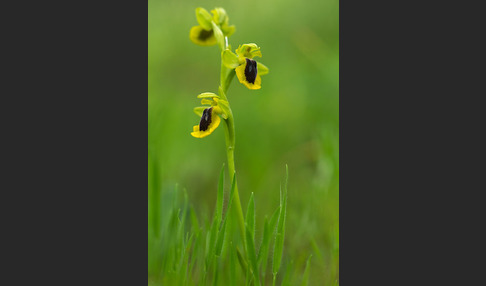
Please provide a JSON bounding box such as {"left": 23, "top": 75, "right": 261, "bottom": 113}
{"left": 218, "top": 36, "right": 246, "bottom": 246}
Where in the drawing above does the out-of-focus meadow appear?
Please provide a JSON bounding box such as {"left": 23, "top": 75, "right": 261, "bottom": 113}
{"left": 149, "top": 0, "right": 338, "bottom": 284}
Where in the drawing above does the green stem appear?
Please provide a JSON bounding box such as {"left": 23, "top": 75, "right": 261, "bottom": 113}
{"left": 223, "top": 112, "right": 245, "bottom": 243}
{"left": 218, "top": 37, "right": 246, "bottom": 246}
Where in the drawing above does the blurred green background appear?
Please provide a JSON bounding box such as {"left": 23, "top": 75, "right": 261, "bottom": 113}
{"left": 149, "top": 0, "right": 338, "bottom": 284}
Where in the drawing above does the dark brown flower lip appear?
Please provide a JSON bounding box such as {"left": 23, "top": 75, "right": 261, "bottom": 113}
{"left": 199, "top": 107, "right": 213, "bottom": 131}
{"left": 198, "top": 28, "right": 214, "bottom": 41}
{"left": 244, "top": 58, "right": 258, "bottom": 84}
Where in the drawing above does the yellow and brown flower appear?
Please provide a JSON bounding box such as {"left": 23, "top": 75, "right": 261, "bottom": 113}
{"left": 189, "top": 7, "right": 235, "bottom": 47}
{"left": 222, "top": 43, "right": 269, "bottom": 90}
{"left": 191, "top": 93, "right": 229, "bottom": 138}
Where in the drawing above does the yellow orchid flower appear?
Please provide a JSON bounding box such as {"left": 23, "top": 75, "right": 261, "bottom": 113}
{"left": 189, "top": 7, "right": 235, "bottom": 47}
{"left": 191, "top": 107, "right": 221, "bottom": 138}
{"left": 222, "top": 43, "right": 269, "bottom": 90}
{"left": 191, "top": 93, "right": 229, "bottom": 138}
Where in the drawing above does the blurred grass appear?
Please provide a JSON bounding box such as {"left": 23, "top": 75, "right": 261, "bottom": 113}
{"left": 149, "top": 0, "right": 338, "bottom": 285}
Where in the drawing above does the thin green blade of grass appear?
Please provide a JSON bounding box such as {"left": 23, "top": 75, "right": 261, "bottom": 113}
{"left": 149, "top": 154, "right": 161, "bottom": 237}
{"left": 190, "top": 206, "right": 200, "bottom": 236}
{"left": 300, "top": 254, "right": 312, "bottom": 286}
{"left": 230, "top": 242, "right": 236, "bottom": 286}
{"left": 212, "top": 259, "right": 219, "bottom": 286}
{"left": 257, "top": 216, "right": 270, "bottom": 267}
{"left": 281, "top": 259, "right": 293, "bottom": 286}
{"left": 207, "top": 173, "right": 237, "bottom": 273}
{"left": 189, "top": 232, "right": 204, "bottom": 284}
{"left": 166, "top": 207, "right": 180, "bottom": 268}
{"left": 204, "top": 227, "right": 211, "bottom": 268}
{"left": 310, "top": 237, "right": 323, "bottom": 261}
{"left": 214, "top": 218, "right": 227, "bottom": 257}
{"left": 244, "top": 192, "right": 260, "bottom": 285}
{"left": 215, "top": 173, "right": 236, "bottom": 256}
{"left": 272, "top": 165, "right": 289, "bottom": 278}
{"left": 257, "top": 206, "right": 280, "bottom": 271}
{"left": 176, "top": 189, "right": 189, "bottom": 246}
{"left": 205, "top": 214, "right": 218, "bottom": 268}
{"left": 245, "top": 225, "right": 261, "bottom": 286}
{"left": 246, "top": 265, "right": 251, "bottom": 286}
{"left": 179, "top": 233, "right": 195, "bottom": 286}
{"left": 216, "top": 164, "right": 225, "bottom": 226}
{"left": 236, "top": 246, "right": 248, "bottom": 274}
{"left": 258, "top": 218, "right": 271, "bottom": 282}
{"left": 245, "top": 192, "right": 255, "bottom": 241}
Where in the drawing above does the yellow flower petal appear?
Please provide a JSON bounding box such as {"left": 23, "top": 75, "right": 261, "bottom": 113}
{"left": 191, "top": 109, "right": 221, "bottom": 138}
{"left": 189, "top": 25, "right": 217, "bottom": 46}
{"left": 235, "top": 60, "right": 262, "bottom": 90}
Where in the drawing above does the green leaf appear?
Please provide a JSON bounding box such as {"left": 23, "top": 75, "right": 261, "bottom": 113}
{"left": 206, "top": 214, "right": 218, "bottom": 267}
{"left": 222, "top": 49, "right": 240, "bottom": 69}
{"left": 216, "top": 164, "right": 225, "bottom": 224}
{"left": 246, "top": 226, "right": 261, "bottom": 286}
{"left": 190, "top": 205, "right": 200, "bottom": 235}
{"left": 268, "top": 206, "right": 281, "bottom": 237}
{"left": 245, "top": 192, "right": 255, "bottom": 240}
{"left": 280, "top": 259, "right": 293, "bottom": 286}
{"left": 272, "top": 166, "right": 289, "bottom": 276}
{"left": 215, "top": 172, "right": 236, "bottom": 256}
{"left": 215, "top": 218, "right": 227, "bottom": 256}
{"left": 226, "top": 173, "right": 237, "bottom": 219}
{"left": 244, "top": 192, "right": 260, "bottom": 285}
{"left": 257, "top": 62, "right": 269, "bottom": 76}
{"left": 230, "top": 242, "right": 236, "bottom": 286}
{"left": 195, "top": 7, "right": 213, "bottom": 31}
{"left": 204, "top": 229, "right": 211, "bottom": 262}
{"left": 257, "top": 217, "right": 270, "bottom": 266}
{"left": 300, "top": 255, "right": 312, "bottom": 286}
{"left": 179, "top": 233, "right": 195, "bottom": 285}
{"left": 257, "top": 206, "right": 280, "bottom": 277}
{"left": 236, "top": 246, "right": 248, "bottom": 274}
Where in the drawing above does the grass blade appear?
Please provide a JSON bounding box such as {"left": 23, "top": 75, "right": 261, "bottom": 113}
{"left": 272, "top": 165, "right": 288, "bottom": 277}
{"left": 245, "top": 192, "right": 255, "bottom": 241}
{"left": 236, "top": 246, "right": 248, "bottom": 274}
{"left": 245, "top": 192, "right": 260, "bottom": 285}
{"left": 246, "top": 225, "right": 261, "bottom": 286}
{"left": 300, "top": 254, "right": 312, "bottom": 286}
{"left": 205, "top": 214, "right": 218, "bottom": 268}
{"left": 281, "top": 259, "right": 293, "bottom": 286}
{"left": 230, "top": 242, "right": 236, "bottom": 286}
{"left": 214, "top": 217, "right": 227, "bottom": 256}
{"left": 179, "top": 233, "right": 195, "bottom": 286}
{"left": 190, "top": 206, "right": 200, "bottom": 236}
{"left": 257, "top": 206, "right": 280, "bottom": 269}
{"left": 216, "top": 164, "right": 225, "bottom": 226}
{"left": 215, "top": 173, "right": 236, "bottom": 256}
